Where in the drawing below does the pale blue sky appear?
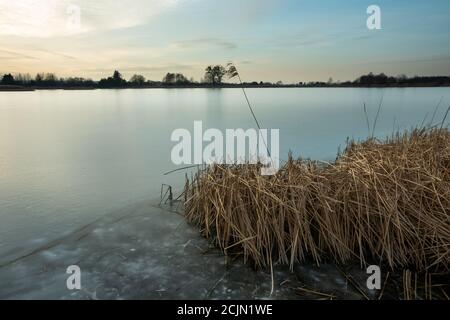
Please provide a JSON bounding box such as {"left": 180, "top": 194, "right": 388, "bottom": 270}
{"left": 0, "top": 0, "right": 449, "bottom": 82}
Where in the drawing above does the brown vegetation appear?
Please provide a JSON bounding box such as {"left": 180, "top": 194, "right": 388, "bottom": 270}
{"left": 184, "top": 128, "right": 450, "bottom": 273}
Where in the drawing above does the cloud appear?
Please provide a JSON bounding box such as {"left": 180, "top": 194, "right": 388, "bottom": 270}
{"left": 0, "top": 0, "right": 180, "bottom": 37}
{"left": 0, "top": 46, "right": 77, "bottom": 63}
{"left": 361, "top": 54, "right": 450, "bottom": 65}
{"left": 170, "top": 38, "right": 238, "bottom": 50}
{"left": 236, "top": 0, "right": 278, "bottom": 24}
{"left": 0, "top": 49, "right": 37, "bottom": 60}
{"left": 270, "top": 31, "right": 376, "bottom": 49}
{"left": 83, "top": 63, "right": 197, "bottom": 74}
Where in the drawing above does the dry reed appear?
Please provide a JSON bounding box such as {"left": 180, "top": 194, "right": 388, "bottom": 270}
{"left": 184, "top": 128, "right": 450, "bottom": 272}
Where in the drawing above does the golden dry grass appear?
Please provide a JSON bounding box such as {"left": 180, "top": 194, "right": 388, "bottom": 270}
{"left": 184, "top": 128, "right": 450, "bottom": 272}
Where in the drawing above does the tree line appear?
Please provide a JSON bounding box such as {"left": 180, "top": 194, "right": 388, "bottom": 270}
{"left": 0, "top": 65, "right": 233, "bottom": 88}
{"left": 1, "top": 68, "right": 450, "bottom": 89}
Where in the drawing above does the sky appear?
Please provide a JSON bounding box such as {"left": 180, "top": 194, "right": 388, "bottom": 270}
{"left": 0, "top": 0, "right": 449, "bottom": 83}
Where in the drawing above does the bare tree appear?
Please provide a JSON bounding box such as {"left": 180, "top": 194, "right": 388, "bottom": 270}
{"left": 130, "top": 74, "right": 146, "bottom": 85}
{"left": 204, "top": 65, "right": 226, "bottom": 85}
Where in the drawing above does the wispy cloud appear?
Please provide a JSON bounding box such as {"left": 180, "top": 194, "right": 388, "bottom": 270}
{"left": 83, "top": 63, "right": 197, "bottom": 74}
{"left": 0, "top": 47, "right": 76, "bottom": 62}
{"left": 170, "top": 38, "right": 238, "bottom": 50}
{"left": 0, "top": 0, "right": 180, "bottom": 37}
{"left": 0, "top": 49, "right": 37, "bottom": 60}
{"left": 360, "top": 54, "right": 450, "bottom": 65}
{"left": 270, "top": 31, "right": 375, "bottom": 49}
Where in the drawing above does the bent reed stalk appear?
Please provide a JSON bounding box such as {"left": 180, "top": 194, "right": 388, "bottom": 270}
{"left": 184, "top": 128, "right": 450, "bottom": 272}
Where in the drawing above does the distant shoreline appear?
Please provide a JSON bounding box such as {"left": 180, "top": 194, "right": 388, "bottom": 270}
{"left": 2, "top": 84, "right": 450, "bottom": 92}
{"left": 0, "top": 85, "right": 36, "bottom": 91}
{"left": 2, "top": 71, "right": 450, "bottom": 91}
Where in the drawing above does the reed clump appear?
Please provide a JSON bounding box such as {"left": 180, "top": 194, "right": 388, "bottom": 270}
{"left": 184, "top": 128, "right": 450, "bottom": 272}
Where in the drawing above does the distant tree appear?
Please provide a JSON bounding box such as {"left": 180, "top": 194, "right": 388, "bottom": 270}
{"left": 113, "top": 70, "right": 123, "bottom": 82}
{"left": 175, "top": 73, "right": 188, "bottom": 84}
{"left": 1, "top": 73, "right": 15, "bottom": 85}
{"left": 163, "top": 73, "right": 175, "bottom": 84}
{"left": 63, "top": 77, "right": 95, "bottom": 88}
{"left": 358, "top": 72, "right": 389, "bottom": 85}
{"left": 204, "top": 67, "right": 212, "bottom": 83}
{"left": 35, "top": 73, "right": 44, "bottom": 84}
{"left": 98, "top": 70, "right": 127, "bottom": 88}
{"left": 396, "top": 74, "right": 408, "bottom": 84}
{"left": 130, "top": 74, "right": 146, "bottom": 85}
{"left": 44, "top": 73, "right": 58, "bottom": 85}
{"left": 204, "top": 65, "right": 226, "bottom": 85}
{"left": 163, "top": 72, "right": 190, "bottom": 85}
{"left": 15, "top": 73, "right": 32, "bottom": 84}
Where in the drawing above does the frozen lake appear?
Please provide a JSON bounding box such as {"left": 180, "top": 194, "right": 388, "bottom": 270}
{"left": 0, "top": 87, "right": 449, "bottom": 260}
